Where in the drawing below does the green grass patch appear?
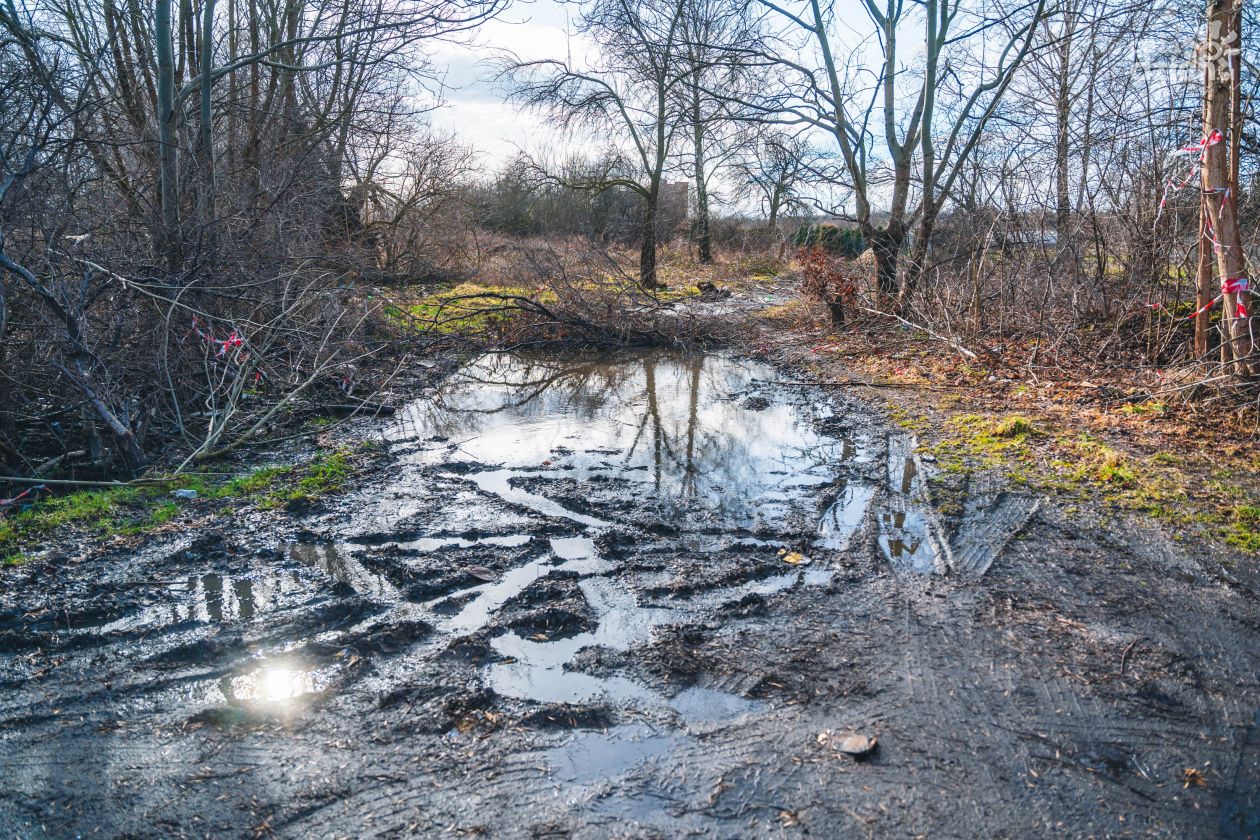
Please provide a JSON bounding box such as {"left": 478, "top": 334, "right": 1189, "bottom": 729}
{"left": 387, "top": 283, "right": 557, "bottom": 335}
{"left": 211, "top": 465, "right": 292, "bottom": 499}
{"left": 271, "top": 450, "right": 353, "bottom": 507}
{"left": 0, "top": 449, "right": 361, "bottom": 562}
{"left": 0, "top": 482, "right": 176, "bottom": 559}
{"left": 1224, "top": 505, "right": 1260, "bottom": 553}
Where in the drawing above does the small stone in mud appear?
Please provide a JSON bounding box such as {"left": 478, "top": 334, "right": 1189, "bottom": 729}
{"left": 819, "top": 730, "right": 878, "bottom": 759}
{"left": 839, "top": 734, "right": 877, "bottom": 758}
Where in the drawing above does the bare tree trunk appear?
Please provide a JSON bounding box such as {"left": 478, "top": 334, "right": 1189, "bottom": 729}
{"left": 640, "top": 185, "right": 659, "bottom": 289}
{"left": 865, "top": 224, "right": 903, "bottom": 310}
{"left": 199, "top": 0, "right": 218, "bottom": 269}
{"left": 767, "top": 187, "right": 783, "bottom": 257}
{"left": 901, "top": 213, "right": 937, "bottom": 314}
{"left": 1053, "top": 14, "right": 1073, "bottom": 255}
{"left": 156, "top": 0, "right": 181, "bottom": 274}
{"left": 691, "top": 88, "right": 712, "bottom": 264}
{"left": 827, "top": 294, "right": 845, "bottom": 326}
{"left": 1201, "top": 0, "right": 1254, "bottom": 375}
{"left": 1195, "top": 202, "right": 1213, "bottom": 357}
{"left": 244, "top": 0, "right": 261, "bottom": 213}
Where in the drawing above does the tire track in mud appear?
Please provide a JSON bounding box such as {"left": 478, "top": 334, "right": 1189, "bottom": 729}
{"left": 4, "top": 351, "right": 1260, "bottom": 838}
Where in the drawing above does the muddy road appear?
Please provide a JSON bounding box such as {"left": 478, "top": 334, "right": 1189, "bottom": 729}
{"left": 2, "top": 350, "right": 1259, "bottom": 838}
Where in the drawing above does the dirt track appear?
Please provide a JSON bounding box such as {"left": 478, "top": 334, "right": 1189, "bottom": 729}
{"left": 2, "top": 350, "right": 1258, "bottom": 838}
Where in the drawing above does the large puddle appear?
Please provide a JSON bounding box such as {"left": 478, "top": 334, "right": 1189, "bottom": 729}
{"left": 0, "top": 349, "right": 1054, "bottom": 836}
{"left": 366, "top": 352, "right": 867, "bottom": 724}
{"left": 392, "top": 352, "right": 858, "bottom": 532}
{"left": 51, "top": 352, "right": 997, "bottom": 729}
{"left": 41, "top": 353, "right": 1012, "bottom": 755}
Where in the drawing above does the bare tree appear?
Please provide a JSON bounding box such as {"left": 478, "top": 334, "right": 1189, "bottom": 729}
{"left": 675, "top": 0, "right": 759, "bottom": 264}
{"left": 750, "top": 0, "right": 1049, "bottom": 313}
{"left": 504, "top": 0, "right": 691, "bottom": 289}
{"left": 1201, "top": 0, "right": 1255, "bottom": 374}
{"left": 731, "top": 130, "right": 825, "bottom": 243}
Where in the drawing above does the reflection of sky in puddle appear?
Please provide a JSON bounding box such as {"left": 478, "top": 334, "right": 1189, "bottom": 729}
{"left": 182, "top": 572, "right": 281, "bottom": 622}
{"left": 816, "top": 482, "right": 876, "bottom": 550}
{"left": 875, "top": 437, "right": 940, "bottom": 574}
{"left": 370, "top": 354, "right": 874, "bottom": 720}
{"left": 289, "top": 542, "right": 398, "bottom": 599}
{"left": 99, "top": 571, "right": 308, "bottom": 632}
{"left": 390, "top": 352, "right": 853, "bottom": 531}
{"left": 433, "top": 539, "right": 612, "bottom": 636}
{"left": 481, "top": 543, "right": 830, "bottom": 717}
{"left": 545, "top": 724, "right": 684, "bottom": 784}
{"left": 880, "top": 512, "right": 936, "bottom": 572}
{"left": 668, "top": 687, "right": 764, "bottom": 724}
{"left": 393, "top": 533, "right": 532, "bottom": 552}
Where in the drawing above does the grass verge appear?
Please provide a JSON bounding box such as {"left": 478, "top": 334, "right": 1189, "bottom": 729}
{"left": 1, "top": 447, "right": 366, "bottom": 564}
{"left": 918, "top": 410, "right": 1255, "bottom": 553}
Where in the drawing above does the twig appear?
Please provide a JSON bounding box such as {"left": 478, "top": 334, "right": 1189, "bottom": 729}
{"left": 1119, "top": 636, "right": 1143, "bottom": 676}
{"left": 857, "top": 305, "right": 981, "bottom": 360}
{"left": 775, "top": 379, "right": 969, "bottom": 390}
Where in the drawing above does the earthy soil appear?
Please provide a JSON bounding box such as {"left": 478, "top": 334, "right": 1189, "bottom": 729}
{"left": 2, "top": 308, "right": 1259, "bottom": 838}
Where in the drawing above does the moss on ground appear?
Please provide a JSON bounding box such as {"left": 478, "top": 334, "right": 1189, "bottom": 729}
{"left": 924, "top": 413, "right": 1039, "bottom": 474}
{"left": 0, "top": 448, "right": 362, "bottom": 564}
{"left": 909, "top": 406, "right": 1256, "bottom": 552}
{"left": 1225, "top": 505, "right": 1260, "bottom": 553}
{"left": 385, "top": 283, "right": 558, "bottom": 335}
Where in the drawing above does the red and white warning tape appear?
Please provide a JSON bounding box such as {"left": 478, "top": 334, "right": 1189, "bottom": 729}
{"left": 1180, "top": 277, "right": 1250, "bottom": 321}
{"left": 0, "top": 485, "right": 44, "bottom": 510}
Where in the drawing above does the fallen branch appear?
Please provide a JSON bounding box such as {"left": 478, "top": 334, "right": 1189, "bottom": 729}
{"left": 0, "top": 475, "right": 170, "bottom": 487}
{"left": 774, "top": 379, "right": 970, "bottom": 391}
{"left": 323, "top": 401, "right": 396, "bottom": 417}
{"left": 857, "top": 305, "right": 981, "bottom": 361}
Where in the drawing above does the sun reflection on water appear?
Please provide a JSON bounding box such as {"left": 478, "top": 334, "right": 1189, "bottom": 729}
{"left": 219, "top": 660, "right": 321, "bottom": 706}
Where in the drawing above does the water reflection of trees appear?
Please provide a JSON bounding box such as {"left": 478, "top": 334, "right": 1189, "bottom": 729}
{"left": 396, "top": 353, "right": 851, "bottom": 520}
{"left": 397, "top": 354, "right": 641, "bottom": 437}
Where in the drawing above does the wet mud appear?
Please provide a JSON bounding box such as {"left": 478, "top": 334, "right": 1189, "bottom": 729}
{"left": 2, "top": 350, "right": 1259, "bottom": 838}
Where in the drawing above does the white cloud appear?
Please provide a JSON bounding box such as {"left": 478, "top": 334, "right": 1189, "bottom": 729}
{"left": 425, "top": 1, "right": 596, "bottom": 166}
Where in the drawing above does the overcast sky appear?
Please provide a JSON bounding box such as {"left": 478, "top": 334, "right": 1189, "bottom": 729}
{"left": 427, "top": 1, "right": 588, "bottom": 164}
{"left": 423, "top": 0, "right": 877, "bottom": 172}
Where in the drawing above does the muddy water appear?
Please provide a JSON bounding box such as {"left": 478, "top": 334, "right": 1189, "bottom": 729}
{"left": 177, "top": 350, "right": 948, "bottom": 722}
{"left": 392, "top": 352, "right": 856, "bottom": 533}
{"left": 341, "top": 352, "right": 876, "bottom": 718}
{"left": 0, "top": 352, "right": 949, "bottom": 827}
{"left": 7, "top": 349, "right": 1257, "bottom": 838}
